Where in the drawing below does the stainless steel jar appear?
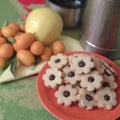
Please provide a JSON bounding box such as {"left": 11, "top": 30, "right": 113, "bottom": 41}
{"left": 80, "top": 0, "right": 120, "bottom": 60}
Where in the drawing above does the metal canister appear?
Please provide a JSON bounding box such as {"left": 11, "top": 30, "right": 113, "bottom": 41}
{"left": 80, "top": 0, "right": 120, "bottom": 60}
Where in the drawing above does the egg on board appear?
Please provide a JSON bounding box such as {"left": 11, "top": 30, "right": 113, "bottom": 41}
{"left": 0, "top": 43, "right": 14, "bottom": 58}
{"left": 17, "top": 49, "right": 35, "bottom": 66}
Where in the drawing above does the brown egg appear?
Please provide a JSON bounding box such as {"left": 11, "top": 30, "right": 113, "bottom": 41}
{"left": 15, "top": 33, "right": 36, "bottom": 50}
{"left": 1, "top": 26, "right": 17, "bottom": 38}
{"left": 14, "top": 32, "right": 24, "bottom": 40}
{"left": 52, "top": 40, "right": 65, "bottom": 54}
{"left": 0, "top": 43, "right": 14, "bottom": 58}
{"left": 8, "top": 22, "right": 20, "bottom": 32}
{"left": 0, "top": 57, "right": 6, "bottom": 68}
{"left": 17, "top": 49, "right": 35, "bottom": 66}
{"left": 16, "top": 32, "right": 24, "bottom": 36}
{"left": 13, "top": 43, "right": 21, "bottom": 52}
{"left": 41, "top": 47, "right": 52, "bottom": 61}
{"left": 0, "top": 37, "right": 6, "bottom": 46}
{"left": 30, "top": 41, "right": 45, "bottom": 55}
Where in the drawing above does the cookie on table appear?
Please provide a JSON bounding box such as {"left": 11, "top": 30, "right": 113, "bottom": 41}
{"left": 42, "top": 68, "right": 63, "bottom": 89}
{"left": 63, "top": 66, "right": 81, "bottom": 85}
{"left": 55, "top": 84, "right": 77, "bottom": 106}
{"left": 95, "top": 88, "right": 117, "bottom": 110}
{"left": 77, "top": 88, "right": 96, "bottom": 110}
{"left": 80, "top": 71, "right": 103, "bottom": 91}
{"left": 70, "top": 54, "right": 95, "bottom": 74}
{"left": 102, "top": 74, "right": 118, "bottom": 90}
{"left": 48, "top": 53, "right": 68, "bottom": 69}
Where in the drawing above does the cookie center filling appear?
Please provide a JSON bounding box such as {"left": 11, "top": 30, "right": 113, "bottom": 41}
{"left": 78, "top": 85, "right": 82, "bottom": 88}
{"left": 68, "top": 71, "right": 75, "bottom": 77}
{"left": 88, "top": 76, "right": 94, "bottom": 82}
{"left": 78, "top": 60, "right": 85, "bottom": 67}
{"left": 93, "top": 89, "right": 97, "bottom": 93}
{"left": 63, "top": 90, "right": 70, "bottom": 97}
{"left": 91, "top": 67, "right": 97, "bottom": 71}
{"left": 102, "top": 82, "right": 110, "bottom": 88}
{"left": 55, "top": 59, "right": 61, "bottom": 63}
{"left": 86, "top": 94, "right": 93, "bottom": 101}
{"left": 75, "top": 55, "right": 78, "bottom": 58}
{"left": 104, "top": 95, "right": 110, "bottom": 101}
{"left": 49, "top": 74, "right": 55, "bottom": 81}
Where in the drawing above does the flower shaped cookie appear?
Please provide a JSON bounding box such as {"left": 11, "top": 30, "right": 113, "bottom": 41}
{"left": 43, "top": 68, "right": 63, "bottom": 88}
{"left": 95, "top": 88, "right": 117, "bottom": 110}
{"left": 70, "top": 54, "right": 94, "bottom": 74}
{"left": 63, "top": 66, "right": 81, "bottom": 85}
{"left": 77, "top": 88, "right": 96, "bottom": 110}
{"left": 48, "top": 53, "right": 68, "bottom": 69}
{"left": 80, "top": 71, "right": 103, "bottom": 91}
{"left": 55, "top": 84, "right": 77, "bottom": 106}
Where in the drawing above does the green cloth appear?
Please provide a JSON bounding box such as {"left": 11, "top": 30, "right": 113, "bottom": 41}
{"left": 0, "top": 0, "right": 119, "bottom": 120}
{"left": 0, "top": 76, "right": 56, "bottom": 120}
{"left": 0, "top": 0, "right": 56, "bottom": 120}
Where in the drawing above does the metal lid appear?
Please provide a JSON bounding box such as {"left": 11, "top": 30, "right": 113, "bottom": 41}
{"left": 104, "top": 0, "right": 120, "bottom": 4}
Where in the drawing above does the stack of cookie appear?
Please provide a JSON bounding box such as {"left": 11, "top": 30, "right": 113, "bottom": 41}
{"left": 43, "top": 53, "right": 118, "bottom": 110}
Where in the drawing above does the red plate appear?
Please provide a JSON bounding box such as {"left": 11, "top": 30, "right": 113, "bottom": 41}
{"left": 36, "top": 51, "right": 120, "bottom": 120}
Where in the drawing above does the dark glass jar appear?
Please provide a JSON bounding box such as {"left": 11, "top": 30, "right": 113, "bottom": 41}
{"left": 46, "top": 0, "right": 86, "bottom": 28}
{"left": 49, "top": 0, "right": 85, "bottom": 8}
